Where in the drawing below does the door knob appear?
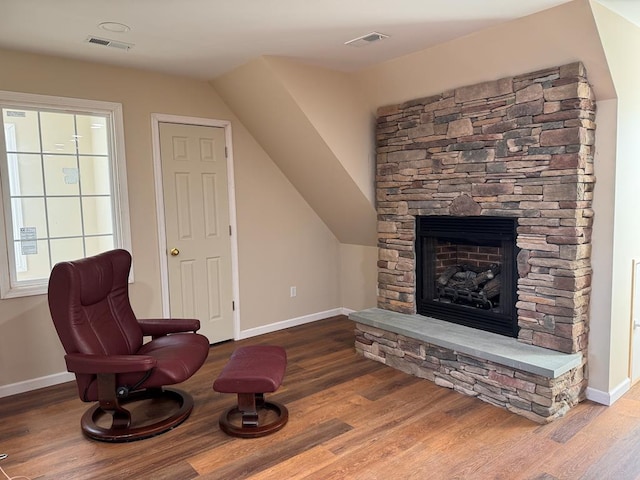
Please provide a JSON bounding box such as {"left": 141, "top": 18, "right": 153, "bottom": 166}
{"left": 170, "top": 248, "right": 180, "bottom": 256}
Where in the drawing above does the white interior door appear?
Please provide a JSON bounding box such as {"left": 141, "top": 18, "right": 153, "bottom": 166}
{"left": 159, "top": 122, "right": 234, "bottom": 344}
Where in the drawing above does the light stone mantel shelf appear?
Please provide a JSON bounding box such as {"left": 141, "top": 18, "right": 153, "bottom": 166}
{"left": 349, "top": 308, "right": 582, "bottom": 379}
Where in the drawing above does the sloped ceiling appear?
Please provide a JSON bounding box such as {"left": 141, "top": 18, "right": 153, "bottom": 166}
{"left": 213, "top": 0, "right": 614, "bottom": 248}
{"left": 213, "top": 57, "right": 377, "bottom": 246}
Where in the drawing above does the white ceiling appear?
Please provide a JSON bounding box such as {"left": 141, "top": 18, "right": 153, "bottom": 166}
{"left": 0, "top": 0, "right": 638, "bottom": 80}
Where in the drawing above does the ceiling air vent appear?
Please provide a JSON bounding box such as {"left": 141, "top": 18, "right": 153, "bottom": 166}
{"left": 85, "top": 36, "right": 133, "bottom": 51}
{"left": 344, "top": 32, "right": 389, "bottom": 48}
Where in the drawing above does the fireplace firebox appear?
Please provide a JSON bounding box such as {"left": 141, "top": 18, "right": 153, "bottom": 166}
{"left": 415, "top": 216, "right": 519, "bottom": 337}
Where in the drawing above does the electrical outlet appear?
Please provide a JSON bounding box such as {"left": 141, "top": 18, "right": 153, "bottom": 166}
{"left": 290, "top": 286, "right": 297, "bottom": 297}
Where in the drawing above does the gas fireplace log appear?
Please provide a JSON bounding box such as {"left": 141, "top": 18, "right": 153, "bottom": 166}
{"left": 439, "top": 264, "right": 502, "bottom": 293}
{"left": 460, "top": 264, "right": 485, "bottom": 274}
{"left": 454, "top": 271, "right": 478, "bottom": 289}
{"left": 471, "top": 269, "right": 495, "bottom": 288}
{"left": 453, "top": 271, "right": 476, "bottom": 281}
{"left": 437, "top": 266, "right": 462, "bottom": 286}
{"left": 447, "top": 279, "right": 471, "bottom": 290}
{"left": 481, "top": 274, "right": 501, "bottom": 299}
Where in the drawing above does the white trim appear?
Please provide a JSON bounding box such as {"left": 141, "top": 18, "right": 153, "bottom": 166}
{"left": 3, "top": 124, "right": 26, "bottom": 273}
{"left": 110, "top": 102, "right": 133, "bottom": 271}
{"left": 238, "top": 308, "right": 346, "bottom": 339}
{"left": 0, "top": 371, "right": 75, "bottom": 399}
{"left": 585, "top": 377, "right": 631, "bottom": 405}
{"left": 2, "top": 308, "right": 353, "bottom": 397}
{"left": 150, "top": 116, "right": 170, "bottom": 314}
{"left": 0, "top": 90, "right": 124, "bottom": 113}
{"left": 150, "top": 113, "right": 240, "bottom": 339}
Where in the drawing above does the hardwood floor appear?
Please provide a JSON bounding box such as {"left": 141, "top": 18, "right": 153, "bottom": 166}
{"left": 1, "top": 315, "right": 640, "bottom": 479}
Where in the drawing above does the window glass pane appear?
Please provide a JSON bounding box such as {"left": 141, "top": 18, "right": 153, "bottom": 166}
{"left": 85, "top": 235, "right": 114, "bottom": 257}
{"left": 11, "top": 197, "right": 48, "bottom": 238}
{"left": 40, "top": 111, "right": 76, "bottom": 154}
{"left": 47, "top": 197, "right": 82, "bottom": 238}
{"left": 8, "top": 154, "right": 44, "bottom": 196}
{"left": 3, "top": 109, "right": 40, "bottom": 153}
{"left": 50, "top": 237, "right": 84, "bottom": 266}
{"left": 14, "top": 240, "right": 50, "bottom": 282}
{"left": 76, "top": 115, "right": 108, "bottom": 155}
{"left": 82, "top": 197, "right": 113, "bottom": 235}
{"left": 79, "top": 156, "right": 111, "bottom": 195}
{"left": 43, "top": 154, "right": 79, "bottom": 196}
{"left": 0, "top": 94, "right": 130, "bottom": 298}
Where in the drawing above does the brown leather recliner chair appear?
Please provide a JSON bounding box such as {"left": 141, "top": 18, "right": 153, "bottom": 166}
{"left": 47, "top": 249, "right": 210, "bottom": 442}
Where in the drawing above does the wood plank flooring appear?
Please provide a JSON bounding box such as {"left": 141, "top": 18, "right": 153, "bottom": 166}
{"left": 1, "top": 315, "right": 640, "bottom": 479}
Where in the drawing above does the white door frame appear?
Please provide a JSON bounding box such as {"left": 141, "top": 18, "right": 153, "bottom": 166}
{"left": 151, "top": 113, "right": 240, "bottom": 340}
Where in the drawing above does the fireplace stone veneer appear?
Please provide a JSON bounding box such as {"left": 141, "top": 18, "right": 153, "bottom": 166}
{"left": 355, "top": 62, "right": 595, "bottom": 422}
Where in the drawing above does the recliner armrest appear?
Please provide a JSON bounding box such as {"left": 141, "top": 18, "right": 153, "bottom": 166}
{"left": 137, "top": 318, "right": 201, "bottom": 337}
{"left": 65, "top": 353, "right": 156, "bottom": 374}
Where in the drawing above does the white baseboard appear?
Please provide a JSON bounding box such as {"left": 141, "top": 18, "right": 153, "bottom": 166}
{"left": 1, "top": 308, "right": 355, "bottom": 398}
{"left": 238, "top": 307, "right": 352, "bottom": 340}
{"left": 586, "top": 377, "right": 631, "bottom": 406}
{"left": 0, "top": 371, "right": 75, "bottom": 399}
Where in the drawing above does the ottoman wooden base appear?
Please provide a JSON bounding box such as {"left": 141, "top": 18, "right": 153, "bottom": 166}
{"left": 218, "top": 393, "right": 288, "bottom": 438}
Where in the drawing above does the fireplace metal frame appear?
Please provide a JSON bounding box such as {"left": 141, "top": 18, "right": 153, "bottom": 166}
{"left": 415, "top": 216, "right": 519, "bottom": 338}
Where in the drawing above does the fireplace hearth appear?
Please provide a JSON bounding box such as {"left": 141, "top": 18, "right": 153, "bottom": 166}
{"left": 416, "top": 216, "right": 518, "bottom": 337}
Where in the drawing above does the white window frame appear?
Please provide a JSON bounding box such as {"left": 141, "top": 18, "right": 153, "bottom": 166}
{"left": 0, "top": 90, "right": 132, "bottom": 298}
{"left": 3, "top": 123, "right": 26, "bottom": 274}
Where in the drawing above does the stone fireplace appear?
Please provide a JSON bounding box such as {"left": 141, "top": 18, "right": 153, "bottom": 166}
{"left": 351, "top": 62, "right": 595, "bottom": 423}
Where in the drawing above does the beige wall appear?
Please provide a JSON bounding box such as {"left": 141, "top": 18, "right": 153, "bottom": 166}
{"left": 234, "top": 139, "right": 341, "bottom": 330}
{"left": 0, "top": 47, "right": 341, "bottom": 389}
{"left": 339, "top": 244, "right": 378, "bottom": 311}
{"left": 212, "top": 57, "right": 381, "bottom": 318}
{"left": 591, "top": 2, "right": 640, "bottom": 392}
{"left": 589, "top": 98, "right": 617, "bottom": 392}
{"left": 2, "top": 0, "right": 635, "bottom": 401}
{"left": 353, "top": 0, "right": 615, "bottom": 107}
{"left": 348, "top": 0, "right": 620, "bottom": 396}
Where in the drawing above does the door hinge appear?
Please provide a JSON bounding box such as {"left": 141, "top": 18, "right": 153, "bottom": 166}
{"left": 232, "top": 301, "right": 235, "bottom": 311}
{"left": 225, "top": 146, "right": 228, "bottom": 158}
{"left": 229, "top": 225, "right": 232, "bottom": 236}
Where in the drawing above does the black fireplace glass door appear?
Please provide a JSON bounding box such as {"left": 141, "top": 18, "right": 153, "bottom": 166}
{"left": 415, "top": 216, "right": 519, "bottom": 338}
